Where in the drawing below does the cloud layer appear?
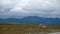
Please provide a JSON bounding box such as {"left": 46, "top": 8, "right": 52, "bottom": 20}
{"left": 0, "top": 0, "right": 60, "bottom": 18}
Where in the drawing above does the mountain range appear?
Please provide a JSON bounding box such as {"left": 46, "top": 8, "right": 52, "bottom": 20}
{"left": 0, "top": 16, "right": 60, "bottom": 26}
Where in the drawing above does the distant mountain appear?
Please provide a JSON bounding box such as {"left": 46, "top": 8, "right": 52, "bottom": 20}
{"left": 0, "top": 16, "right": 60, "bottom": 26}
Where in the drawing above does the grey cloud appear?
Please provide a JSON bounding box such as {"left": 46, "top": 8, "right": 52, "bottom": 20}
{"left": 0, "top": 0, "right": 60, "bottom": 18}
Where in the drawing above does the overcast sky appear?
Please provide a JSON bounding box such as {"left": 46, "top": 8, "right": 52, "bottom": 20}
{"left": 0, "top": 0, "right": 60, "bottom": 18}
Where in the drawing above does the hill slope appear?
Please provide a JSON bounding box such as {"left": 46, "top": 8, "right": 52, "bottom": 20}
{"left": 0, "top": 16, "right": 60, "bottom": 26}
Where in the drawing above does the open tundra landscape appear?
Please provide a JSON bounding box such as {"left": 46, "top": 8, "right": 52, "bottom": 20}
{"left": 0, "top": 24, "right": 60, "bottom": 34}
{"left": 0, "top": 0, "right": 60, "bottom": 34}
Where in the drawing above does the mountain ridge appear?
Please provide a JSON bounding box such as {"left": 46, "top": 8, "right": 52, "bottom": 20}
{"left": 0, "top": 16, "right": 60, "bottom": 26}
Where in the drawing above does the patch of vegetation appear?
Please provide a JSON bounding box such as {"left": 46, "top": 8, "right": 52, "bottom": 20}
{"left": 0, "top": 24, "right": 60, "bottom": 34}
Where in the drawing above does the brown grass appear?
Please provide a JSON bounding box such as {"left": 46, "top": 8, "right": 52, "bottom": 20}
{"left": 0, "top": 24, "right": 60, "bottom": 34}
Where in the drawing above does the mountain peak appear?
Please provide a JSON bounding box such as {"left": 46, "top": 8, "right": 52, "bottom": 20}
{"left": 0, "top": 16, "right": 60, "bottom": 26}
